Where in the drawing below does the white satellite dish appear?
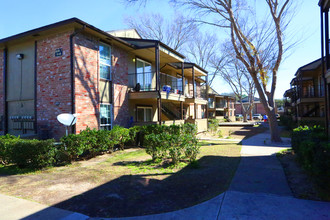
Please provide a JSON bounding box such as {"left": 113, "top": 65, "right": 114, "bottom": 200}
{"left": 57, "top": 113, "right": 78, "bottom": 136}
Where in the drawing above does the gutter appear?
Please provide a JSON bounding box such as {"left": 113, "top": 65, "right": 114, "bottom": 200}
{"left": 69, "top": 25, "right": 86, "bottom": 134}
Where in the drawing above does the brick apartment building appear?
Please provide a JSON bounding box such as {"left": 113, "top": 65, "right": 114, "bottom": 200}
{"left": 0, "top": 18, "right": 208, "bottom": 139}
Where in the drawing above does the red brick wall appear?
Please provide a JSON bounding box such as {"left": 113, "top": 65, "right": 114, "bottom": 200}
{"left": 0, "top": 50, "right": 3, "bottom": 134}
{"left": 112, "top": 46, "right": 129, "bottom": 127}
{"left": 73, "top": 34, "right": 99, "bottom": 132}
{"left": 234, "top": 102, "right": 267, "bottom": 115}
{"left": 235, "top": 103, "right": 243, "bottom": 114}
{"left": 255, "top": 103, "right": 267, "bottom": 115}
{"left": 36, "top": 31, "right": 72, "bottom": 139}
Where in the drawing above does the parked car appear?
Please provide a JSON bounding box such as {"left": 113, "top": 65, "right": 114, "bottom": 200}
{"left": 253, "top": 114, "right": 263, "bottom": 120}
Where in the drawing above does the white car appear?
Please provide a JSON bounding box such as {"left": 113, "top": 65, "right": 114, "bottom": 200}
{"left": 253, "top": 114, "right": 263, "bottom": 120}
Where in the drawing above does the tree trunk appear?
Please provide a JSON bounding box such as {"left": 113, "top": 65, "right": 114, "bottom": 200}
{"left": 243, "top": 113, "right": 247, "bottom": 122}
{"left": 251, "top": 73, "right": 282, "bottom": 143}
{"left": 267, "top": 108, "right": 282, "bottom": 143}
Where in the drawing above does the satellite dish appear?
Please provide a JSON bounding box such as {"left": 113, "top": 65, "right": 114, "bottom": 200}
{"left": 57, "top": 113, "right": 78, "bottom": 136}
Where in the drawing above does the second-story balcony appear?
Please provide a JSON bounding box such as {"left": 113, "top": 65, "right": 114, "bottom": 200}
{"left": 128, "top": 71, "right": 185, "bottom": 101}
{"left": 296, "top": 86, "right": 325, "bottom": 104}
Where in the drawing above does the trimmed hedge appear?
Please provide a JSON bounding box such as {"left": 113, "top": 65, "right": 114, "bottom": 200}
{"left": 291, "top": 125, "right": 330, "bottom": 191}
{"left": 60, "top": 127, "right": 130, "bottom": 160}
{"left": 144, "top": 123, "right": 200, "bottom": 165}
{"left": 0, "top": 124, "right": 200, "bottom": 169}
{"left": 0, "top": 135, "right": 56, "bottom": 169}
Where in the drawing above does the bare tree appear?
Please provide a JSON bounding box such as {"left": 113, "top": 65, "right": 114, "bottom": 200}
{"left": 184, "top": 32, "right": 220, "bottom": 83}
{"left": 125, "top": 13, "right": 220, "bottom": 88}
{"left": 212, "top": 52, "right": 256, "bottom": 122}
{"left": 125, "top": 13, "right": 197, "bottom": 52}
{"left": 124, "top": 0, "right": 292, "bottom": 142}
{"left": 179, "top": 0, "right": 293, "bottom": 142}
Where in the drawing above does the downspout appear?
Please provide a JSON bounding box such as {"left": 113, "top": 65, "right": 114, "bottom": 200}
{"left": 34, "top": 41, "right": 38, "bottom": 134}
{"left": 321, "top": 8, "right": 329, "bottom": 135}
{"left": 155, "top": 42, "right": 161, "bottom": 125}
{"left": 70, "top": 25, "right": 86, "bottom": 134}
{"left": 3, "top": 49, "right": 7, "bottom": 134}
{"left": 181, "top": 62, "right": 184, "bottom": 120}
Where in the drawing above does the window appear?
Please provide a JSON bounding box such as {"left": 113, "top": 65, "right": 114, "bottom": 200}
{"left": 137, "top": 106, "right": 152, "bottom": 122}
{"left": 136, "top": 59, "right": 152, "bottom": 91}
{"left": 208, "top": 98, "right": 214, "bottom": 108}
{"left": 100, "top": 104, "right": 111, "bottom": 130}
{"left": 99, "top": 43, "right": 111, "bottom": 80}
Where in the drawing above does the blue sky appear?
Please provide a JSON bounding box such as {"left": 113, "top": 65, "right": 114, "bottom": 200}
{"left": 0, "top": 0, "right": 321, "bottom": 99}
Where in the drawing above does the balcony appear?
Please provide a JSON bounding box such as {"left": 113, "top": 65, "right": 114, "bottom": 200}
{"left": 216, "top": 100, "right": 226, "bottom": 109}
{"left": 185, "top": 88, "right": 207, "bottom": 105}
{"left": 128, "top": 72, "right": 185, "bottom": 101}
{"left": 296, "top": 89, "right": 325, "bottom": 104}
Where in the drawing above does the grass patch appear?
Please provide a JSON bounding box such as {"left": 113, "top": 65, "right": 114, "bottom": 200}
{"left": 0, "top": 141, "right": 241, "bottom": 218}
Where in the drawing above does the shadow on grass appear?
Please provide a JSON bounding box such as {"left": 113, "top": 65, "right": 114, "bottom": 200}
{"left": 21, "top": 154, "right": 240, "bottom": 218}
{"left": 0, "top": 164, "right": 39, "bottom": 176}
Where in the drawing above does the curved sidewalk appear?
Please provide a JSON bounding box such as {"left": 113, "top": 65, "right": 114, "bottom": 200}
{"left": 1, "top": 130, "right": 330, "bottom": 220}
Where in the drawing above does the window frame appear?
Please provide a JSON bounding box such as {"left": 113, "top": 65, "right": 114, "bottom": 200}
{"left": 99, "top": 43, "right": 112, "bottom": 81}
{"left": 100, "top": 103, "right": 112, "bottom": 130}
{"left": 136, "top": 106, "right": 153, "bottom": 122}
{"left": 136, "top": 58, "right": 152, "bottom": 91}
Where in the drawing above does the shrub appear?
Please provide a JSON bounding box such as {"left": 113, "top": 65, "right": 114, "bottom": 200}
{"left": 183, "top": 133, "right": 199, "bottom": 162}
{"left": 10, "top": 139, "right": 56, "bottom": 169}
{"left": 208, "top": 119, "right": 219, "bottom": 135}
{"left": 217, "top": 129, "right": 223, "bottom": 138}
{"left": 109, "top": 126, "right": 130, "bottom": 150}
{"left": 0, "top": 134, "right": 20, "bottom": 164}
{"left": 60, "top": 133, "right": 89, "bottom": 160}
{"left": 80, "top": 128, "right": 113, "bottom": 156}
{"left": 313, "top": 142, "right": 330, "bottom": 190}
{"left": 279, "top": 115, "right": 297, "bottom": 130}
{"left": 291, "top": 125, "right": 330, "bottom": 191}
{"left": 145, "top": 132, "right": 168, "bottom": 161}
{"left": 143, "top": 123, "right": 199, "bottom": 165}
{"left": 128, "top": 126, "right": 142, "bottom": 146}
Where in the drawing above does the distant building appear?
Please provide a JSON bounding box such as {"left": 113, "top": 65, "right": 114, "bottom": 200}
{"left": 284, "top": 58, "right": 326, "bottom": 126}
{"left": 207, "top": 87, "right": 235, "bottom": 121}
{"left": 235, "top": 97, "right": 268, "bottom": 116}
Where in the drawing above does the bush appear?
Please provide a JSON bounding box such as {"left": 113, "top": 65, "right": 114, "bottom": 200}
{"left": 128, "top": 126, "right": 142, "bottom": 146}
{"left": 145, "top": 132, "right": 168, "bottom": 161}
{"left": 279, "top": 115, "right": 297, "bottom": 130}
{"left": 0, "top": 134, "right": 20, "bottom": 164}
{"left": 143, "top": 123, "right": 199, "bottom": 165}
{"left": 80, "top": 128, "right": 113, "bottom": 156}
{"left": 60, "top": 133, "right": 89, "bottom": 160}
{"left": 10, "top": 139, "right": 56, "bottom": 169}
{"left": 208, "top": 119, "right": 219, "bottom": 135}
{"left": 109, "top": 126, "right": 130, "bottom": 150}
{"left": 313, "top": 142, "right": 330, "bottom": 190}
{"left": 291, "top": 125, "right": 330, "bottom": 191}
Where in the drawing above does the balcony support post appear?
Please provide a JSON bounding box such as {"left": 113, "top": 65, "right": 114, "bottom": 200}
{"left": 181, "top": 101, "right": 184, "bottom": 120}
{"left": 206, "top": 74, "right": 209, "bottom": 119}
{"left": 155, "top": 43, "right": 161, "bottom": 125}
{"left": 182, "top": 62, "right": 184, "bottom": 96}
{"left": 192, "top": 67, "right": 195, "bottom": 99}
{"left": 192, "top": 66, "right": 197, "bottom": 119}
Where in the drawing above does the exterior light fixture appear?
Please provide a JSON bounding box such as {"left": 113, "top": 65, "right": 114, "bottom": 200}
{"left": 16, "top": 53, "right": 24, "bottom": 60}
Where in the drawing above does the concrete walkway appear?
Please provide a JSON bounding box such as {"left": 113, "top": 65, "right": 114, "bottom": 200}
{"left": 1, "top": 128, "right": 330, "bottom": 219}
